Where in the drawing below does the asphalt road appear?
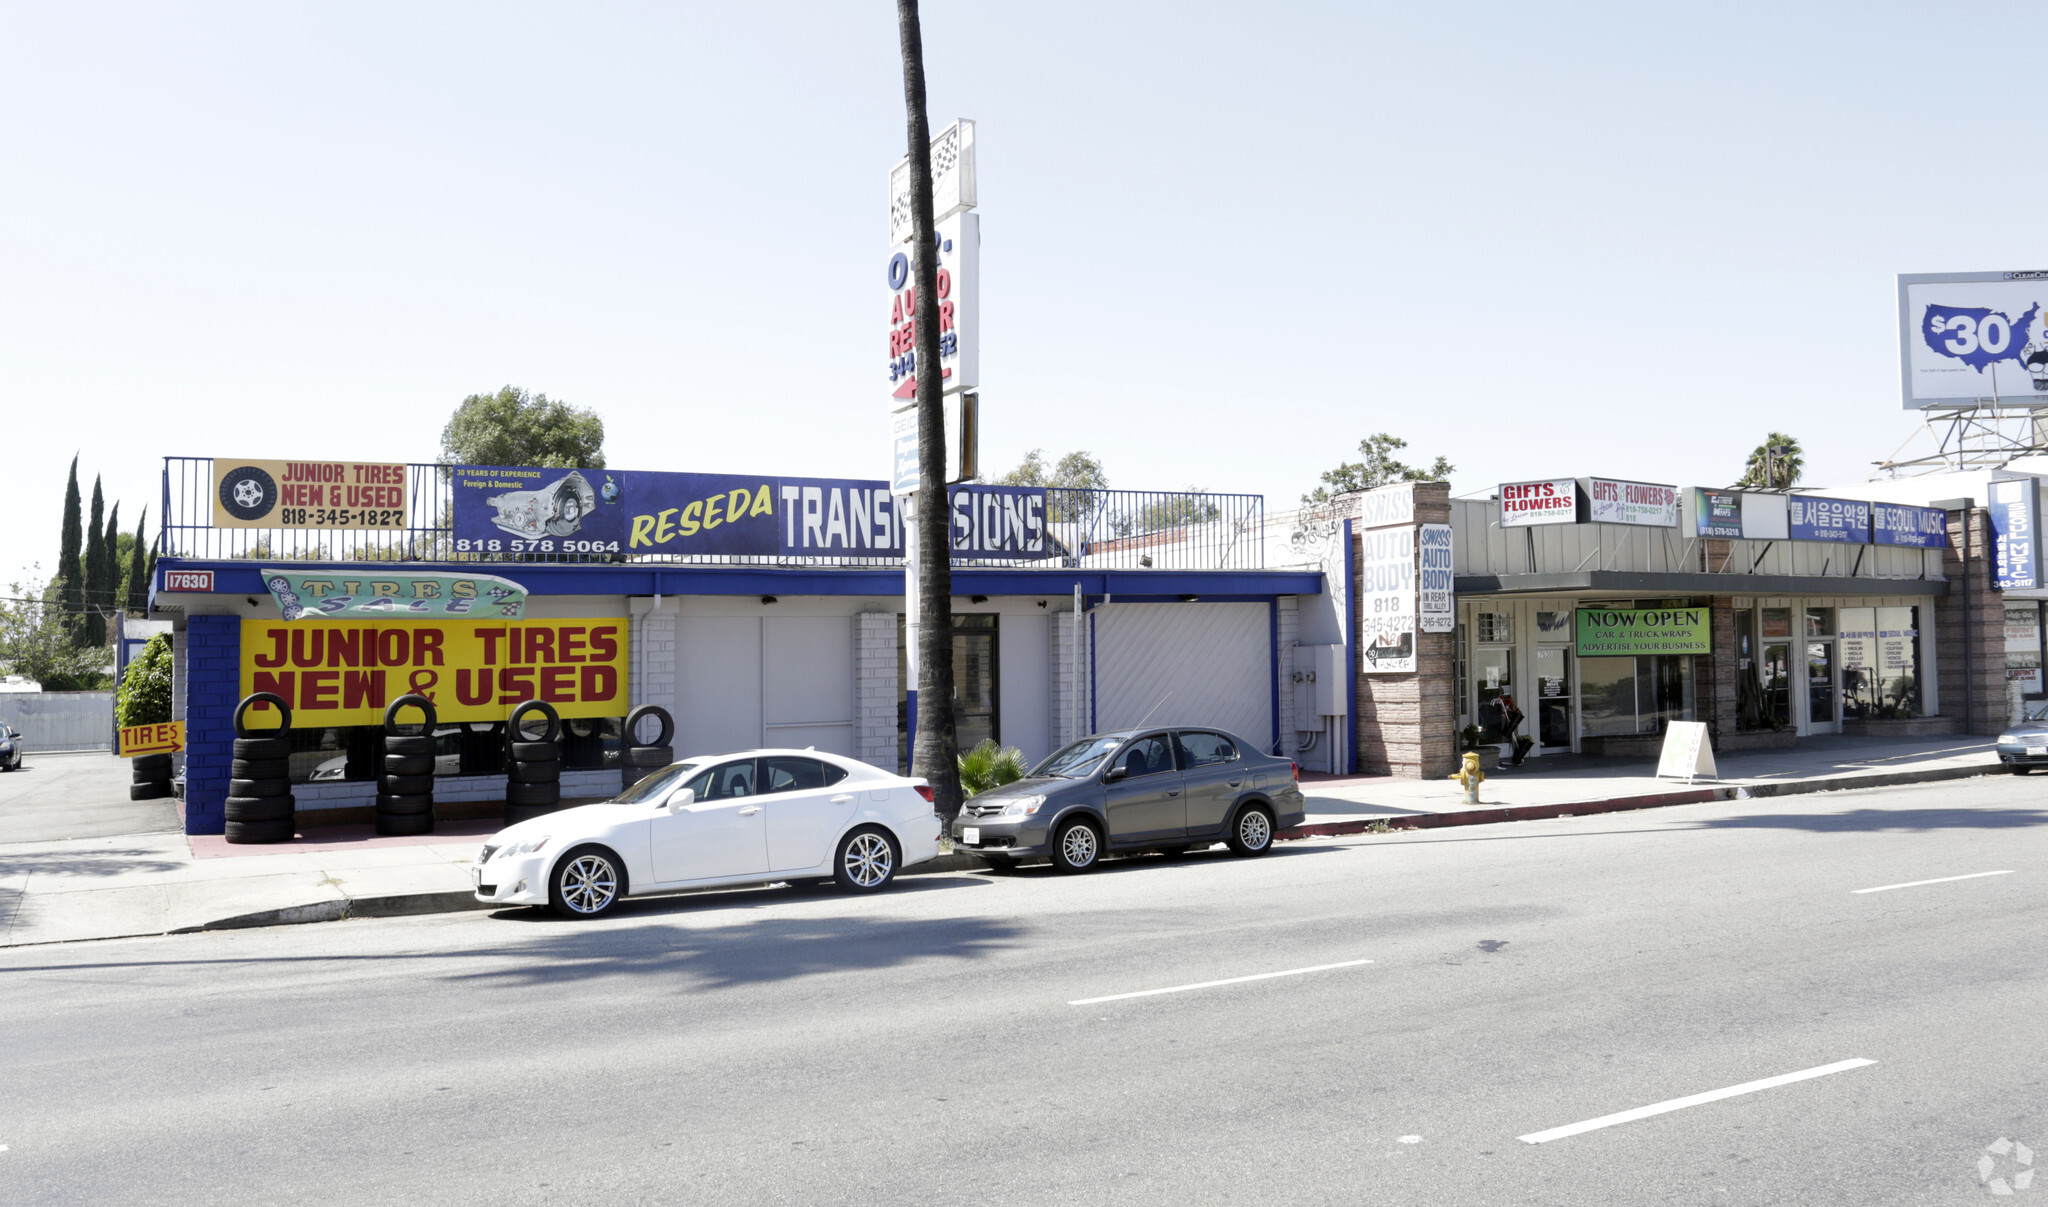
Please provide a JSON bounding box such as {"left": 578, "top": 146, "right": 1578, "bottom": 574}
{"left": 0, "top": 752, "right": 177, "bottom": 844}
{"left": 2, "top": 775, "right": 2043, "bottom": 1206}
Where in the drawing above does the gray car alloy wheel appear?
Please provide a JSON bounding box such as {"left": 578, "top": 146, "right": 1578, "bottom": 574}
{"left": 558, "top": 854, "right": 618, "bottom": 915}
{"left": 1230, "top": 807, "right": 1273, "bottom": 856}
{"left": 1052, "top": 819, "right": 1101, "bottom": 873}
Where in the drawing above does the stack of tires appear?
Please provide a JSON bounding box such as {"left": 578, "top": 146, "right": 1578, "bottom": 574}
{"left": 226, "top": 692, "right": 295, "bottom": 844}
{"left": 130, "top": 753, "right": 173, "bottom": 801}
{"left": 504, "top": 700, "right": 563, "bottom": 826}
{"left": 621, "top": 704, "right": 675, "bottom": 793}
{"left": 377, "top": 694, "right": 437, "bottom": 837}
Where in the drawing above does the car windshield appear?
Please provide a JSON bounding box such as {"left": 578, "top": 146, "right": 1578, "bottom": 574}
{"left": 615, "top": 762, "right": 700, "bottom": 804}
{"left": 1029, "top": 735, "right": 1127, "bottom": 779}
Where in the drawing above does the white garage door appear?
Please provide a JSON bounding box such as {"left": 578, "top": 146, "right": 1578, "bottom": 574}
{"left": 1093, "top": 602, "right": 1271, "bottom": 750}
{"left": 675, "top": 615, "right": 856, "bottom": 759}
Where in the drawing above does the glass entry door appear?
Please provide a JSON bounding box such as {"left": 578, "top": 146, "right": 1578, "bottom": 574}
{"left": 951, "top": 616, "right": 1000, "bottom": 752}
{"left": 1534, "top": 646, "right": 1574, "bottom": 752}
{"left": 1805, "top": 640, "right": 1839, "bottom": 733}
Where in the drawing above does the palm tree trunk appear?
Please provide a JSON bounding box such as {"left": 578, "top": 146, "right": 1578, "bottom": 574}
{"left": 895, "top": 0, "right": 963, "bottom": 817}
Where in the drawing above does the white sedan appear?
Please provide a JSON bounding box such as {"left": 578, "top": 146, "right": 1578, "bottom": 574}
{"left": 472, "top": 749, "right": 943, "bottom": 919}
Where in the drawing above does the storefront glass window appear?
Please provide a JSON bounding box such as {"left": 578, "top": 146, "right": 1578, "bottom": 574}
{"left": 1476, "top": 612, "right": 1512, "bottom": 644}
{"left": 1805, "top": 607, "right": 1835, "bottom": 637}
{"left": 1474, "top": 647, "right": 1514, "bottom": 743}
{"left": 1876, "top": 605, "right": 1921, "bottom": 717}
{"left": 1454, "top": 623, "right": 1469, "bottom": 731}
{"left": 1534, "top": 610, "right": 1571, "bottom": 641}
{"left": 1579, "top": 656, "right": 1637, "bottom": 738}
{"left": 1642, "top": 656, "right": 1695, "bottom": 732}
{"left": 1762, "top": 608, "right": 1792, "bottom": 640}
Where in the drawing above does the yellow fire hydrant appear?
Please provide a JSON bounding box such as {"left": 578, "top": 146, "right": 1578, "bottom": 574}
{"left": 1449, "top": 750, "right": 1485, "bottom": 804}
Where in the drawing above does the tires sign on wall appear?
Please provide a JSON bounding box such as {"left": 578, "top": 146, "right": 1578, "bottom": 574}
{"left": 211, "top": 458, "right": 407, "bottom": 529}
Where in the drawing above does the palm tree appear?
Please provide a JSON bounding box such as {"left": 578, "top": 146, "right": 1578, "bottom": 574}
{"left": 1738, "top": 433, "right": 1804, "bottom": 489}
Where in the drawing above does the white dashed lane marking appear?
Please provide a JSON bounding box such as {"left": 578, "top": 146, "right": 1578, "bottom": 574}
{"left": 1518, "top": 1059, "right": 1877, "bottom": 1144}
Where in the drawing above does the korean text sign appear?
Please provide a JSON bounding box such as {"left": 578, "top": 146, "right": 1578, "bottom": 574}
{"left": 1870, "top": 503, "right": 1949, "bottom": 549}
{"left": 1787, "top": 496, "right": 1871, "bottom": 543}
{"left": 1990, "top": 478, "right": 2041, "bottom": 590}
{"left": 239, "top": 618, "right": 630, "bottom": 726}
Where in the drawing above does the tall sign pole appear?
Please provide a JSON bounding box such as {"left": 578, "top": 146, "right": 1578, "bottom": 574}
{"left": 894, "top": 0, "right": 963, "bottom": 816}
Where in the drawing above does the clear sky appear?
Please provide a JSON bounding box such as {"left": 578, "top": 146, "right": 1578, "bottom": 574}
{"left": 6, "top": 1, "right": 2044, "bottom": 589}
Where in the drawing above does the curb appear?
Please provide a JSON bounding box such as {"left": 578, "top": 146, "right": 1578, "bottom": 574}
{"left": 1276, "top": 760, "right": 2004, "bottom": 840}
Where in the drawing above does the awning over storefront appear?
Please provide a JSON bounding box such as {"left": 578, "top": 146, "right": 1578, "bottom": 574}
{"left": 1453, "top": 571, "right": 1948, "bottom": 597}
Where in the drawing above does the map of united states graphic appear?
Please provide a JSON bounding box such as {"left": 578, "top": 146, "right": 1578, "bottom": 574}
{"left": 1921, "top": 301, "right": 2042, "bottom": 371}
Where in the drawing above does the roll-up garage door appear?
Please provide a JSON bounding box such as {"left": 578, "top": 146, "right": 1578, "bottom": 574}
{"left": 1092, "top": 602, "right": 1270, "bottom": 749}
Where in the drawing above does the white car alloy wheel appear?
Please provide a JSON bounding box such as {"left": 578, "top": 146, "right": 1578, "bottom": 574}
{"left": 552, "top": 851, "right": 622, "bottom": 919}
{"left": 834, "top": 827, "right": 898, "bottom": 892}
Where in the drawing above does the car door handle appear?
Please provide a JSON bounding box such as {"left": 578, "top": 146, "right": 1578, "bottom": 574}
{"left": 737, "top": 805, "right": 761, "bottom": 816}
{"left": 1227, "top": 780, "right": 1242, "bottom": 788}
{"left": 830, "top": 794, "right": 855, "bottom": 804}
{"left": 1166, "top": 789, "right": 1180, "bottom": 797}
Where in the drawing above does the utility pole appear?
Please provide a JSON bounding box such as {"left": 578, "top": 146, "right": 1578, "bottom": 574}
{"left": 894, "top": 0, "right": 962, "bottom": 816}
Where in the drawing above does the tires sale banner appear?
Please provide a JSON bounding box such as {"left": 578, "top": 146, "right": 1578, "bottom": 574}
{"left": 239, "top": 618, "right": 629, "bottom": 726}
{"left": 212, "top": 458, "right": 407, "bottom": 529}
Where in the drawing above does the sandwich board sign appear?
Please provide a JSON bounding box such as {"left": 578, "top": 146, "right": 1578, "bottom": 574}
{"left": 1654, "top": 721, "right": 1717, "bottom": 783}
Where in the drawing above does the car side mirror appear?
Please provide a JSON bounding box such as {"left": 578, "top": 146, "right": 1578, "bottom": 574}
{"left": 1102, "top": 765, "right": 1127, "bottom": 783}
{"left": 665, "top": 787, "right": 697, "bottom": 811}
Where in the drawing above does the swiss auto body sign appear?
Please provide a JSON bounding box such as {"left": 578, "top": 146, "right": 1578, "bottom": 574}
{"left": 240, "top": 618, "right": 629, "bottom": 727}
{"left": 1358, "top": 527, "right": 1417, "bottom": 673}
{"left": 1500, "top": 479, "right": 1576, "bottom": 527}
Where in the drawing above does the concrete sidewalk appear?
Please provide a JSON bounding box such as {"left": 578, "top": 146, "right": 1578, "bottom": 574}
{"left": 1293, "top": 734, "right": 2004, "bottom": 833}
{"left": 0, "top": 734, "right": 2010, "bottom": 947}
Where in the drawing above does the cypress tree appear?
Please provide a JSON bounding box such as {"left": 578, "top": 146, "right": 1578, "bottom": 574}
{"left": 101, "top": 501, "right": 121, "bottom": 610}
{"left": 124, "top": 509, "right": 150, "bottom": 613}
{"left": 57, "top": 456, "right": 83, "bottom": 644}
{"left": 81, "top": 477, "right": 107, "bottom": 648}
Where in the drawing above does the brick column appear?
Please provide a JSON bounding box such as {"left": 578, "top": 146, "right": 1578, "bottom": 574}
{"left": 1937, "top": 508, "right": 2005, "bottom": 735}
{"left": 1706, "top": 596, "right": 1739, "bottom": 740}
{"left": 1337, "top": 482, "right": 1456, "bottom": 779}
{"left": 854, "top": 611, "right": 899, "bottom": 770}
{"left": 182, "top": 615, "right": 240, "bottom": 836}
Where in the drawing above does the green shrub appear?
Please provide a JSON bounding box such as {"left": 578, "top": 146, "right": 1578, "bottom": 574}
{"left": 115, "top": 633, "right": 173, "bottom": 727}
{"left": 958, "top": 738, "right": 1027, "bottom": 797}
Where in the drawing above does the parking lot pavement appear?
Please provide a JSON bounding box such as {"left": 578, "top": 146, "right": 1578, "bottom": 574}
{"left": 0, "top": 751, "right": 178, "bottom": 844}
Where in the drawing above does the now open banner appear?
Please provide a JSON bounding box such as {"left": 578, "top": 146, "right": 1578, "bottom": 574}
{"left": 239, "top": 618, "right": 630, "bottom": 726}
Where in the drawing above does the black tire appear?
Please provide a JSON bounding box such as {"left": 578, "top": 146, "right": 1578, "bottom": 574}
{"left": 232, "top": 736, "right": 290, "bottom": 761}
{"left": 129, "top": 781, "right": 171, "bottom": 801}
{"left": 508, "top": 699, "right": 562, "bottom": 745}
{"left": 381, "top": 773, "right": 435, "bottom": 795}
{"left": 375, "top": 810, "right": 434, "bottom": 837}
{"left": 550, "top": 845, "right": 626, "bottom": 919}
{"left": 509, "top": 740, "right": 560, "bottom": 762}
{"left": 133, "top": 753, "right": 173, "bottom": 772}
{"left": 382, "top": 693, "right": 438, "bottom": 736}
{"left": 503, "top": 802, "right": 560, "bottom": 826}
{"left": 1050, "top": 818, "right": 1102, "bottom": 874}
{"left": 506, "top": 780, "right": 561, "bottom": 807}
{"left": 225, "top": 817, "right": 295, "bottom": 844}
{"left": 233, "top": 692, "right": 292, "bottom": 739}
{"left": 230, "top": 757, "right": 289, "bottom": 780}
{"left": 624, "top": 704, "right": 675, "bottom": 749}
{"left": 2012, "top": 765, "right": 2033, "bottom": 776}
{"left": 228, "top": 777, "right": 291, "bottom": 799}
{"left": 624, "top": 745, "right": 674, "bottom": 768}
{"left": 225, "top": 796, "right": 294, "bottom": 823}
{"left": 978, "top": 854, "right": 1019, "bottom": 873}
{"left": 383, "top": 734, "right": 434, "bottom": 758}
{"left": 133, "top": 766, "right": 172, "bottom": 785}
{"left": 217, "top": 464, "right": 278, "bottom": 522}
{"left": 833, "top": 825, "right": 900, "bottom": 893}
{"left": 383, "top": 754, "right": 434, "bottom": 776}
{"left": 508, "top": 759, "right": 561, "bottom": 784}
{"left": 1226, "top": 804, "right": 1276, "bottom": 857}
{"left": 374, "top": 794, "right": 433, "bottom": 815}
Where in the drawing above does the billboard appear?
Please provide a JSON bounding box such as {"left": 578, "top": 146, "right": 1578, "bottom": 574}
{"left": 1584, "top": 478, "right": 1679, "bottom": 527}
{"left": 212, "top": 458, "right": 407, "bottom": 530}
{"left": 1500, "top": 479, "right": 1577, "bottom": 527}
{"left": 1693, "top": 488, "right": 1743, "bottom": 538}
{"left": 1870, "top": 502, "right": 1949, "bottom": 549}
{"left": 1898, "top": 270, "right": 2048, "bottom": 409}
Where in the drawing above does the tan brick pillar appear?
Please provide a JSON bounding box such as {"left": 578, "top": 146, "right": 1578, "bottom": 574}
{"left": 1331, "top": 482, "right": 1457, "bottom": 779}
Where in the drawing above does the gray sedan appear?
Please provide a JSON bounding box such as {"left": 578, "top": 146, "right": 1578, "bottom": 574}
{"left": 950, "top": 728, "right": 1306, "bottom": 872}
{"left": 1997, "top": 701, "right": 2048, "bottom": 772}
